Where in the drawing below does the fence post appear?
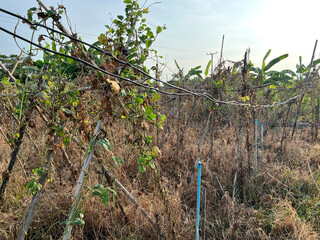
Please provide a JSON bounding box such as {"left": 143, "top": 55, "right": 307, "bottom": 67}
{"left": 261, "top": 123, "right": 264, "bottom": 164}
{"left": 255, "top": 119, "right": 258, "bottom": 178}
{"left": 196, "top": 161, "right": 202, "bottom": 240}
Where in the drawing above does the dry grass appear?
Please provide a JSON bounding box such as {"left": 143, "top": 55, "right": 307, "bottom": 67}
{"left": 1, "top": 100, "right": 320, "bottom": 240}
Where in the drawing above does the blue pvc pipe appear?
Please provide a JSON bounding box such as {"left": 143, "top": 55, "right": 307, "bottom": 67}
{"left": 261, "top": 123, "right": 264, "bottom": 164}
{"left": 196, "top": 161, "right": 202, "bottom": 240}
{"left": 255, "top": 119, "right": 258, "bottom": 178}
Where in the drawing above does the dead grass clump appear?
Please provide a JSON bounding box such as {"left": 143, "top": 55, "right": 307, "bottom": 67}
{"left": 210, "top": 194, "right": 269, "bottom": 239}
{"left": 270, "top": 199, "right": 318, "bottom": 240}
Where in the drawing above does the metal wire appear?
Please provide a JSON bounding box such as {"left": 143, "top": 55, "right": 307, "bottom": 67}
{"left": 0, "top": 6, "right": 313, "bottom": 109}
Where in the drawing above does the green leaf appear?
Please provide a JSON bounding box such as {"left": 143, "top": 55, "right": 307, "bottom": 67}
{"left": 156, "top": 26, "right": 162, "bottom": 34}
{"left": 262, "top": 49, "right": 271, "bottom": 70}
{"left": 30, "top": 84, "right": 38, "bottom": 92}
{"left": 281, "top": 69, "right": 296, "bottom": 76}
{"left": 111, "top": 156, "right": 118, "bottom": 169}
{"left": 313, "top": 58, "right": 320, "bottom": 66}
{"left": 61, "top": 107, "right": 74, "bottom": 115}
{"left": 146, "top": 39, "right": 152, "bottom": 48}
{"left": 47, "top": 10, "right": 55, "bottom": 17}
{"left": 92, "top": 190, "right": 101, "bottom": 196}
{"left": 94, "top": 184, "right": 103, "bottom": 190}
{"left": 35, "top": 92, "right": 48, "bottom": 100}
{"left": 73, "top": 218, "right": 85, "bottom": 225}
{"left": 67, "top": 89, "right": 79, "bottom": 98}
{"left": 152, "top": 93, "right": 161, "bottom": 102}
{"left": 139, "top": 164, "right": 146, "bottom": 172}
{"left": 135, "top": 95, "right": 144, "bottom": 104}
{"left": 27, "top": 11, "right": 33, "bottom": 21}
{"left": 60, "top": 220, "right": 71, "bottom": 226}
{"left": 111, "top": 156, "right": 124, "bottom": 169}
{"left": 137, "top": 157, "right": 145, "bottom": 165}
{"left": 174, "top": 59, "right": 181, "bottom": 72}
{"left": 107, "top": 187, "right": 117, "bottom": 196}
{"left": 63, "top": 136, "right": 71, "bottom": 146}
{"left": 150, "top": 162, "right": 155, "bottom": 169}
{"left": 205, "top": 60, "right": 212, "bottom": 77}
{"left": 264, "top": 54, "right": 288, "bottom": 71}
{"left": 142, "top": 8, "right": 149, "bottom": 13}
{"left": 97, "top": 138, "right": 111, "bottom": 151}
{"left": 101, "top": 192, "right": 110, "bottom": 206}
{"left": 117, "top": 157, "right": 124, "bottom": 164}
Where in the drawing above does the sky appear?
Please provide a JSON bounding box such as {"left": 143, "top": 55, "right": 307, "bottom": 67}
{"left": 0, "top": 0, "right": 320, "bottom": 80}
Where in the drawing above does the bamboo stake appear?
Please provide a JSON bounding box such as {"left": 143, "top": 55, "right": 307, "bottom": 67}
{"left": 232, "top": 128, "right": 243, "bottom": 201}
{"left": 207, "top": 116, "right": 215, "bottom": 159}
{"left": 160, "top": 98, "right": 179, "bottom": 148}
{"left": 189, "top": 113, "right": 212, "bottom": 186}
{"left": 0, "top": 61, "right": 15, "bottom": 82}
{"left": 0, "top": 126, "right": 27, "bottom": 179}
{"left": 17, "top": 135, "right": 59, "bottom": 240}
{"left": 10, "top": 51, "right": 23, "bottom": 75}
{"left": 292, "top": 40, "right": 318, "bottom": 137}
{"left": 70, "top": 134, "right": 164, "bottom": 237}
{"left": 214, "top": 176, "right": 224, "bottom": 196}
{"left": 2, "top": 102, "right": 40, "bottom": 154}
{"left": 100, "top": 164, "right": 164, "bottom": 236}
{"left": 0, "top": 102, "right": 34, "bottom": 200}
{"left": 62, "top": 120, "right": 102, "bottom": 240}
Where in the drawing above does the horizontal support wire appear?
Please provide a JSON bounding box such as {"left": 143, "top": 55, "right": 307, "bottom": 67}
{"left": 0, "top": 8, "right": 202, "bottom": 95}
{"left": 0, "top": 8, "right": 312, "bottom": 109}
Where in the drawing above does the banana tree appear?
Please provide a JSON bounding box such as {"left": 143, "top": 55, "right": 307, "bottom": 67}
{"left": 170, "top": 59, "right": 212, "bottom": 85}
{"left": 295, "top": 56, "right": 320, "bottom": 82}
{"left": 248, "top": 49, "right": 289, "bottom": 86}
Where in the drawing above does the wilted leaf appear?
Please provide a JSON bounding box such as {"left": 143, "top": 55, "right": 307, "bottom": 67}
{"left": 152, "top": 146, "right": 161, "bottom": 158}
{"left": 38, "top": 35, "right": 45, "bottom": 45}
{"left": 98, "top": 34, "right": 108, "bottom": 45}
{"left": 141, "top": 120, "right": 149, "bottom": 130}
{"left": 106, "top": 78, "right": 120, "bottom": 94}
